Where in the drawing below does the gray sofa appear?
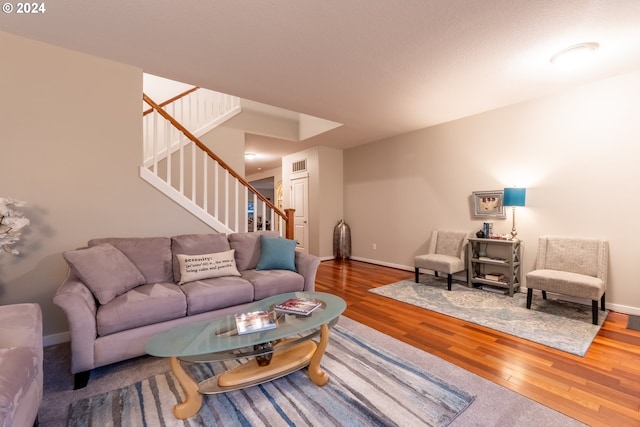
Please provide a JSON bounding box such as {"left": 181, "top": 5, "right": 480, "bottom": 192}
{"left": 54, "top": 231, "right": 320, "bottom": 388}
{"left": 0, "top": 303, "right": 42, "bottom": 427}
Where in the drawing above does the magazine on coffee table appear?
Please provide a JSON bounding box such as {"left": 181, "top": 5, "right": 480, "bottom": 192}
{"left": 234, "top": 310, "right": 277, "bottom": 335}
{"left": 274, "top": 298, "right": 322, "bottom": 316}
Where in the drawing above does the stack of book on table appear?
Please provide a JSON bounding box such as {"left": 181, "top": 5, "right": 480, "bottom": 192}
{"left": 480, "top": 272, "right": 508, "bottom": 294}
{"left": 235, "top": 310, "right": 277, "bottom": 335}
{"left": 274, "top": 298, "right": 322, "bottom": 316}
{"left": 484, "top": 272, "right": 505, "bottom": 282}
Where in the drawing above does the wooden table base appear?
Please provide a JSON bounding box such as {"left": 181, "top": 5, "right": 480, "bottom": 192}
{"left": 169, "top": 323, "right": 331, "bottom": 420}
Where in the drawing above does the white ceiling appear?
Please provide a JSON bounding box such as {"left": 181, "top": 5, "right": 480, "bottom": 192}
{"left": 3, "top": 1, "right": 640, "bottom": 175}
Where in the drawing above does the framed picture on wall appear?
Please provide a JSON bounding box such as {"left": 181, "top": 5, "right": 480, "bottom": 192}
{"left": 472, "top": 190, "right": 506, "bottom": 218}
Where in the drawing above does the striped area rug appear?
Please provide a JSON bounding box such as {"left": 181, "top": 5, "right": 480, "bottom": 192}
{"left": 67, "top": 324, "right": 474, "bottom": 426}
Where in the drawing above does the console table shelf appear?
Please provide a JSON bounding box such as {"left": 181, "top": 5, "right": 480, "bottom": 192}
{"left": 467, "top": 238, "right": 522, "bottom": 297}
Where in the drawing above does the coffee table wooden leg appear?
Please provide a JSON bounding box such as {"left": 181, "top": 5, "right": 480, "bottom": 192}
{"left": 308, "top": 323, "right": 330, "bottom": 386}
{"left": 170, "top": 356, "right": 203, "bottom": 419}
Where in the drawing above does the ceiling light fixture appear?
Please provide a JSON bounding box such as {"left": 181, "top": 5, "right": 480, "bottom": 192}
{"left": 550, "top": 42, "right": 599, "bottom": 68}
{"left": 244, "top": 152, "right": 256, "bottom": 160}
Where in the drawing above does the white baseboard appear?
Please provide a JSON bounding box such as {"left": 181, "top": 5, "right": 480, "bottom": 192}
{"left": 43, "top": 331, "right": 69, "bottom": 347}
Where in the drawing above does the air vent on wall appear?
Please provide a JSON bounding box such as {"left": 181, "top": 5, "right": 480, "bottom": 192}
{"left": 292, "top": 159, "right": 307, "bottom": 173}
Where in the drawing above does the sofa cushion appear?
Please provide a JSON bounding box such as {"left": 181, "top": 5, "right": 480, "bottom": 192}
{"left": 64, "top": 244, "right": 146, "bottom": 305}
{"left": 228, "top": 231, "right": 279, "bottom": 271}
{"left": 175, "top": 250, "right": 241, "bottom": 285}
{"left": 0, "top": 347, "right": 38, "bottom": 419}
{"left": 96, "top": 283, "right": 187, "bottom": 336}
{"left": 181, "top": 277, "right": 255, "bottom": 315}
{"left": 171, "top": 233, "right": 231, "bottom": 283}
{"left": 89, "top": 237, "right": 173, "bottom": 284}
{"left": 526, "top": 269, "right": 605, "bottom": 300}
{"left": 242, "top": 269, "right": 305, "bottom": 300}
{"left": 256, "top": 235, "right": 297, "bottom": 272}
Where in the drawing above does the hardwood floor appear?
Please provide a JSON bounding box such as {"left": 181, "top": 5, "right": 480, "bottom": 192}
{"left": 315, "top": 259, "right": 640, "bottom": 427}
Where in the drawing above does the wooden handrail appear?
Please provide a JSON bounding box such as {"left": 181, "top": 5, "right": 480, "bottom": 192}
{"left": 143, "top": 93, "right": 293, "bottom": 237}
{"left": 143, "top": 86, "right": 200, "bottom": 116}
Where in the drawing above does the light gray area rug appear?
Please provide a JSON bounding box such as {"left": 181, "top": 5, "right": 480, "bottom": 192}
{"left": 40, "top": 317, "right": 585, "bottom": 426}
{"left": 371, "top": 277, "right": 607, "bottom": 356}
{"left": 627, "top": 315, "right": 640, "bottom": 331}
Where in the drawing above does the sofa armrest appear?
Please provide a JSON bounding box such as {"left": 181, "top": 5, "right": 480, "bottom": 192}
{"left": 53, "top": 269, "right": 98, "bottom": 373}
{"left": 295, "top": 252, "right": 321, "bottom": 292}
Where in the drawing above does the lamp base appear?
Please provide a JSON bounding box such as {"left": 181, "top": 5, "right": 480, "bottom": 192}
{"left": 510, "top": 206, "right": 519, "bottom": 240}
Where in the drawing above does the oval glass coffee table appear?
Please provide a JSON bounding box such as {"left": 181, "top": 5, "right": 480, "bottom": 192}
{"left": 145, "top": 291, "right": 346, "bottom": 420}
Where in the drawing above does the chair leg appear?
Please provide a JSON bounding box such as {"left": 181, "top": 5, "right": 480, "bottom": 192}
{"left": 592, "top": 300, "right": 598, "bottom": 325}
{"left": 601, "top": 293, "right": 606, "bottom": 311}
{"left": 526, "top": 288, "right": 533, "bottom": 308}
{"left": 447, "top": 274, "right": 452, "bottom": 291}
{"left": 415, "top": 268, "right": 419, "bottom": 283}
{"left": 541, "top": 290, "right": 547, "bottom": 300}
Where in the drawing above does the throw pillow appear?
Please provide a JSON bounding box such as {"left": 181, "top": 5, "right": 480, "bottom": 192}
{"left": 171, "top": 233, "right": 231, "bottom": 283}
{"left": 63, "top": 243, "right": 146, "bottom": 305}
{"left": 176, "top": 249, "right": 241, "bottom": 285}
{"left": 228, "top": 231, "right": 279, "bottom": 271}
{"left": 256, "top": 235, "right": 297, "bottom": 272}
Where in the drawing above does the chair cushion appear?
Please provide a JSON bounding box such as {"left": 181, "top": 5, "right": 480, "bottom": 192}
{"left": 526, "top": 269, "right": 605, "bottom": 300}
{"left": 63, "top": 243, "right": 146, "bottom": 305}
{"left": 435, "top": 232, "right": 466, "bottom": 257}
{"left": 175, "top": 250, "right": 241, "bottom": 285}
{"left": 414, "top": 254, "right": 465, "bottom": 275}
{"left": 543, "top": 238, "right": 601, "bottom": 277}
{"left": 256, "top": 235, "right": 297, "bottom": 272}
{"left": 96, "top": 283, "right": 186, "bottom": 336}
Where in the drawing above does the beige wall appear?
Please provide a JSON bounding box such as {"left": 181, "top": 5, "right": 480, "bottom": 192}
{"left": 317, "top": 146, "right": 344, "bottom": 257}
{"left": 0, "top": 32, "right": 215, "bottom": 338}
{"left": 3, "top": 29, "right": 639, "bottom": 343}
{"left": 344, "top": 68, "right": 640, "bottom": 315}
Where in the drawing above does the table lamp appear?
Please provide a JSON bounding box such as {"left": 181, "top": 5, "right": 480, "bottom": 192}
{"left": 503, "top": 187, "right": 526, "bottom": 239}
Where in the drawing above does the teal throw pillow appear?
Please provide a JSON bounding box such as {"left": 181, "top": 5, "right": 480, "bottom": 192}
{"left": 256, "top": 235, "right": 297, "bottom": 272}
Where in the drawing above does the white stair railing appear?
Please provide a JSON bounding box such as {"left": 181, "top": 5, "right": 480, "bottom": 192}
{"left": 142, "top": 87, "right": 241, "bottom": 166}
{"left": 140, "top": 93, "right": 292, "bottom": 237}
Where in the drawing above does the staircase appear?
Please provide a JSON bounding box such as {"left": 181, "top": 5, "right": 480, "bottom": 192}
{"left": 140, "top": 88, "right": 293, "bottom": 237}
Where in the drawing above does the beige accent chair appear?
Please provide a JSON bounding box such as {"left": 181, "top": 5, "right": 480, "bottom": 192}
{"left": 526, "top": 236, "right": 609, "bottom": 325}
{"left": 414, "top": 230, "right": 468, "bottom": 291}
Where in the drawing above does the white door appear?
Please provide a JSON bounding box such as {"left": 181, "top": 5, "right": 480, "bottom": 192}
{"left": 291, "top": 176, "right": 309, "bottom": 253}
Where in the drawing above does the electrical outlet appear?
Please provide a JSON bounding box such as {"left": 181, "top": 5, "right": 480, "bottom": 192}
{"left": 372, "top": 243, "right": 377, "bottom": 250}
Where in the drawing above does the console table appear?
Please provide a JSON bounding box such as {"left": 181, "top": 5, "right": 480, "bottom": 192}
{"left": 467, "top": 238, "right": 522, "bottom": 296}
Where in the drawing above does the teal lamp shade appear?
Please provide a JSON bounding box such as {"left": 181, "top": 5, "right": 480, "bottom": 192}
{"left": 503, "top": 187, "right": 526, "bottom": 207}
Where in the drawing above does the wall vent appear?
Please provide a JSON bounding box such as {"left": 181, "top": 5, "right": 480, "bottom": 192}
{"left": 292, "top": 159, "right": 307, "bottom": 173}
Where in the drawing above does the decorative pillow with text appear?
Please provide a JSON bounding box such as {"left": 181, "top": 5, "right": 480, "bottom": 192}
{"left": 176, "top": 249, "right": 241, "bottom": 285}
